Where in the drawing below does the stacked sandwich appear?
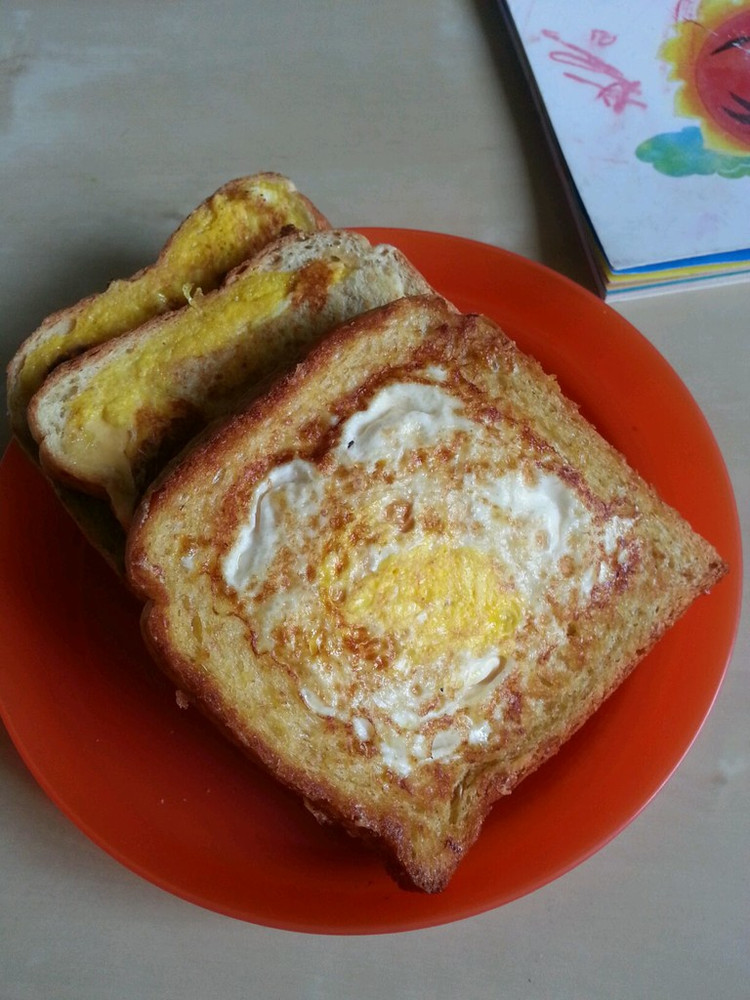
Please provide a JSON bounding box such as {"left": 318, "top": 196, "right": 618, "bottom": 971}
{"left": 6, "top": 174, "right": 727, "bottom": 892}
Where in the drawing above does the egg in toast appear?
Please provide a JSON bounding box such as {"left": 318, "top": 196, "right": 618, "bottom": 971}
{"left": 126, "top": 295, "right": 727, "bottom": 892}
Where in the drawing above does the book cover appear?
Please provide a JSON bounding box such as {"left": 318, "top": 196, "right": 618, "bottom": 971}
{"left": 500, "top": 0, "right": 750, "bottom": 296}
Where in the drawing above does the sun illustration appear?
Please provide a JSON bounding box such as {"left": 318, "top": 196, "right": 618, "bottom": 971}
{"left": 662, "top": 0, "right": 750, "bottom": 154}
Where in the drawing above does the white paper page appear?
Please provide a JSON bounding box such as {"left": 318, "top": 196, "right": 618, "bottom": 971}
{"left": 501, "top": 0, "right": 750, "bottom": 271}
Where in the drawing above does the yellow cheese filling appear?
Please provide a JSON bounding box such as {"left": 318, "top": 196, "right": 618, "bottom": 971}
{"left": 19, "top": 178, "right": 318, "bottom": 405}
{"left": 66, "top": 269, "right": 294, "bottom": 438}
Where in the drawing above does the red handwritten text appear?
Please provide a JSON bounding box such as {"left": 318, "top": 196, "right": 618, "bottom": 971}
{"left": 541, "top": 28, "right": 647, "bottom": 113}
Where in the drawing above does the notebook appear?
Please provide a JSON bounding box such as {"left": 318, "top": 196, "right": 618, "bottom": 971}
{"left": 499, "top": 0, "right": 750, "bottom": 298}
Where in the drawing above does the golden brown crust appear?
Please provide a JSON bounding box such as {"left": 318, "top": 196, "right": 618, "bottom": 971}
{"left": 7, "top": 173, "right": 331, "bottom": 570}
{"left": 28, "top": 231, "right": 435, "bottom": 543}
{"left": 127, "top": 295, "right": 727, "bottom": 893}
{"left": 7, "top": 173, "right": 330, "bottom": 449}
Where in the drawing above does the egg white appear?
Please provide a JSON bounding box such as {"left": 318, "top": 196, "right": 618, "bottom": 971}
{"left": 222, "top": 379, "right": 634, "bottom": 775}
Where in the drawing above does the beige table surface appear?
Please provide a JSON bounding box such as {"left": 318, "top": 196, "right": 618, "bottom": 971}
{"left": 1, "top": 2, "right": 747, "bottom": 997}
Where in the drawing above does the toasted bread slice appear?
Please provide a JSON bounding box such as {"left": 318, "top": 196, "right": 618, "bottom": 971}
{"left": 126, "top": 295, "right": 727, "bottom": 893}
{"left": 7, "top": 172, "right": 329, "bottom": 451}
{"left": 28, "top": 229, "right": 435, "bottom": 538}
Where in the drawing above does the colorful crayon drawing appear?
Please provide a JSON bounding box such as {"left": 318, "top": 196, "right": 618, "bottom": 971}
{"left": 540, "top": 29, "right": 646, "bottom": 113}
{"left": 636, "top": 0, "right": 750, "bottom": 177}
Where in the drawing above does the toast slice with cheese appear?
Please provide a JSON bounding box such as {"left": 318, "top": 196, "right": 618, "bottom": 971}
{"left": 8, "top": 173, "right": 329, "bottom": 452}
{"left": 27, "top": 230, "right": 436, "bottom": 555}
{"left": 126, "top": 294, "right": 727, "bottom": 893}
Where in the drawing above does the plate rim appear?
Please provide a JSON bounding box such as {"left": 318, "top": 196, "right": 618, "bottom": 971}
{"left": 0, "top": 228, "right": 742, "bottom": 934}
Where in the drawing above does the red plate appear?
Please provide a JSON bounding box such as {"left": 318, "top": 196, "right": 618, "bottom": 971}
{"left": 0, "top": 229, "right": 741, "bottom": 934}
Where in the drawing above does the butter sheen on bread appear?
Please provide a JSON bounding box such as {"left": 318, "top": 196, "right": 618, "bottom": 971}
{"left": 126, "top": 295, "right": 726, "bottom": 893}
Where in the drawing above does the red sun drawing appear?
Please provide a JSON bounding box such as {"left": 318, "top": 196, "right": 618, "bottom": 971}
{"left": 664, "top": 1, "right": 750, "bottom": 153}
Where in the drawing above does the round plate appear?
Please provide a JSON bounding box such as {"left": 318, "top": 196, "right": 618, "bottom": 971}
{"left": 0, "top": 229, "right": 741, "bottom": 934}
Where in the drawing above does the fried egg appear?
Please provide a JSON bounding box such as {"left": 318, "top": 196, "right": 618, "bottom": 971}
{"left": 222, "top": 375, "right": 636, "bottom": 776}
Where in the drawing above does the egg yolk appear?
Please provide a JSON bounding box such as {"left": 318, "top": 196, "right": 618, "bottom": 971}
{"left": 333, "top": 542, "right": 521, "bottom": 663}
